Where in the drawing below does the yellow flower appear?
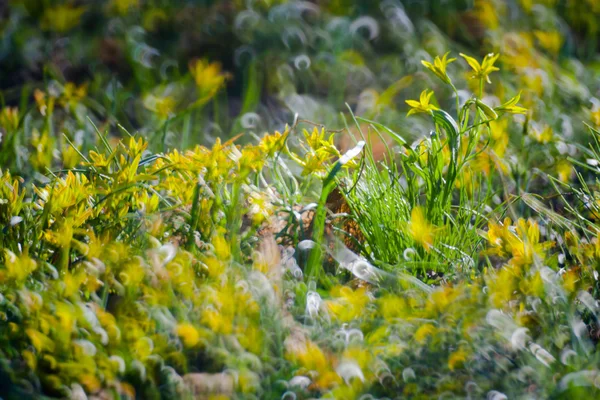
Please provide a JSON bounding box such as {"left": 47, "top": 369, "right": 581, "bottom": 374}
{"left": 30, "top": 129, "right": 54, "bottom": 172}
{"left": 0, "top": 107, "right": 19, "bottom": 131}
{"left": 460, "top": 52, "right": 500, "bottom": 84}
{"left": 486, "top": 218, "right": 554, "bottom": 267}
{"left": 42, "top": 5, "right": 86, "bottom": 33}
{"left": 532, "top": 125, "right": 553, "bottom": 144}
{"left": 327, "top": 286, "right": 370, "bottom": 322}
{"left": 563, "top": 269, "right": 579, "bottom": 293}
{"left": 421, "top": 52, "right": 456, "bottom": 85}
{"left": 303, "top": 127, "right": 336, "bottom": 152}
{"left": 408, "top": 206, "right": 436, "bottom": 250}
{"left": 212, "top": 234, "right": 231, "bottom": 261}
{"left": 448, "top": 347, "right": 469, "bottom": 371}
{"left": 61, "top": 82, "right": 88, "bottom": 108}
{"left": 414, "top": 323, "right": 437, "bottom": 344}
{"left": 288, "top": 340, "right": 329, "bottom": 372}
{"left": 176, "top": 323, "right": 201, "bottom": 348}
{"left": 534, "top": 31, "right": 563, "bottom": 55}
{"left": 111, "top": 0, "right": 140, "bottom": 15}
{"left": 300, "top": 149, "right": 331, "bottom": 177}
{"left": 473, "top": 0, "right": 501, "bottom": 30}
{"left": 0, "top": 251, "right": 37, "bottom": 283}
{"left": 406, "top": 90, "right": 438, "bottom": 116}
{"left": 238, "top": 145, "right": 265, "bottom": 178}
{"left": 495, "top": 92, "right": 527, "bottom": 115}
{"left": 556, "top": 160, "right": 573, "bottom": 183}
{"left": 591, "top": 107, "right": 600, "bottom": 127}
{"left": 259, "top": 128, "right": 289, "bottom": 157}
{"left": 488, "top": 119, "right": 509, "bottom": 157}
{"left": 143, "top": 94, "right": 176, "bottom": 119}
{"left": 26, "top": 329, "right": 55, "bottom": 353}
{"left": 189, "top": 59, "right": 228, "bottom": 99}
{"left": 202, "top": 308, "right": 233, "bottom": 334}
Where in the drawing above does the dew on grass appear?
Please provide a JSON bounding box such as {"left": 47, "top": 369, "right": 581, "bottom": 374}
{"left": 289, "top": 375, "right": 311, "bottom": 389}
{"left": 350, "top": 16, "right": 379, "bottom": 41}
{"left": 282, "top": 26, "right": 308, "bottom": 49}
{"left": 486, "top": 390, "right": 507, "bottom": 400}
{"left": 559, "top": 370, "right": 600, "bottom": 390}
{"left": 294, "top": 54, "right": 311, "bottom": 70}
{"left": 529, "top": 342, "right": 556, "bottom": 367}
{"left": 234, "top": 45, "right": 256, "bottom": 66}
{"left": 73, "top": 339, "right": 97, "bottom": 356}
{"left": 109, "top": 355, "right": 126, "bottom": 374}
{"left": 577, "top": 290, "right": 598, "bottom": 315}
{"left": 159, "top": 243, "right": 176, "bottom": 265}
{"left": 327, "top": 17, "right": 350, "bottom": 34}
{"left": 241, "top": 112, "right": 261, "bottom": 129}
{"left": 159, "top": 59, "right": 178, "bottom": 81}
{"left": 335, "top": 325, "right": 364, "bottom": 346}
{"left": 305, "top": 291, "right": 321, "bottom": 318}
{"left": 298, "top": 240, "right": 316, "bottom": 251}
{"left": 292, "top": 1, "right": 320, "bottom": 20}
{"left": 510, "top": 327, "right": 530, "bottom": 350}
{"left": 403, "top": 247, "right": 416, "bottom": 260}
{"left": 402, "top": 367, "right": 416, "bottom": 382}
{"left": 234, "top": 10, "right": 260, "bottom": 32}
{"left": 133, "top": 44, "right": 159, "bottom": 68}
{"left": 336, "top": 360, "right": 364, "bottom": 383}
{"left": 560, "top": 348, "right": 577, "bottom": 365}
{"left": 281, "top": 391, "right": 296, "bottom": 400}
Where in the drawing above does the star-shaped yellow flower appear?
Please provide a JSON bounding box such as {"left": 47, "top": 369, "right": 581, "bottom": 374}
{"left": 406, "top": 90, "right": 438, "bottom": 116}
{"left": 421, "top": 52, "right": 456, "bottom": 85}
{"left": 460, "top": 52, "right": 500, "bottom": 84}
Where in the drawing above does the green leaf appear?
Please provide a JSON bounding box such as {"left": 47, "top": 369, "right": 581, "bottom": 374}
{"left": 356, "top": 117, "right": 407, "bottom": 145}
{"left": 431, "top": 109, "right": 460, "bottom": 139}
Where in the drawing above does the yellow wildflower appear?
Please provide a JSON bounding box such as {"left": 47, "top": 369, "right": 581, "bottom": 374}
{"left": 259, "top": 128, "right": 289, "bottom": 157}
{"left": 448, "top": 347, "right": 469, "bottom": 371}
{"left": 460, "top": 52, "right": 500, "bottom": 84}
{"left": 327, "top": 286, "right": 370, "bottom": 322}
{"left": 213, "top": 234, "right": 231, "bottom": 261}
{"left": 406, "top": 90, "right": 438, "bottom": 116}
{"left": 289, "top": 340, "right": 329, "bottom": 372}
{"left": 591, "top": 107, "right": 600, "bottom": 127}
{"left": 408, "top": 206, "right": 436, "bottom": 251}
{"left": 0, "top": 251, "right": 37, "bottom": 283}
{"left": 176, "top": 323, "right": 201, "bottom": 348}
{"left": 556, "top": 160, "right": 573, "bottom": 183}
{"left": 473, "top": 0, "right": 501, "bottom": 30}
{"left": 532, "top": 125, "right": 553, "bottom": 144}
{"left": 42, "top": 5, "right": 86, "bottom": 33}
{"left": 534, "top": 30, "right": 563, "bottom": 55}
{"left": 486, "top": 218, "right": 554, "bottom": 267}
{"left": 110, "top": 0, "right": 140, "bottom": 15}
{"left": 414, "top": 323, "right": 437, "bottom": 344}
{"left": 189, "top": 59, "right": 228, "bottom": 99}
{"left": 562, "top": 269, "right": 579, "bottom": 293}
{"left": 0, "top": 107, "right": 19, "bottom": 131}
{"left": 421, "top": 52, "right": 456, "bottom": 85}
{"left": 495, "top": 92, "right": 527, "bottom": 115}
{"left": 143, "top": 94, "right": 176, "bottom": 119}
{"left": 26, "top": 329, "right": 55, "bottom": 353}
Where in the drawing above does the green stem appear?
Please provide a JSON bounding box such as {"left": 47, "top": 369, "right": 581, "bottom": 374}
{"left": 305, "top": 178, "right": 337, "bottom": 281}
{"left": 228, "top": 181, "right": 243, "bottom": 262}
{"left": 479, "top": 78, "right": 484, "bottom": 99}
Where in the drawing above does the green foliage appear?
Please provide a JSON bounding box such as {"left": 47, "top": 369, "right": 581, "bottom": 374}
{"left": 2, "top": 1, "right": 600, "bottom": 399}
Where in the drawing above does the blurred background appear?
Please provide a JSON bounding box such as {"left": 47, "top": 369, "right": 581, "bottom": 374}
{"left": 3, "top": 2, "right": 600, "bottom": 399}
{"left": 1, "top": 0, "right": 599, "bottom": 179}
